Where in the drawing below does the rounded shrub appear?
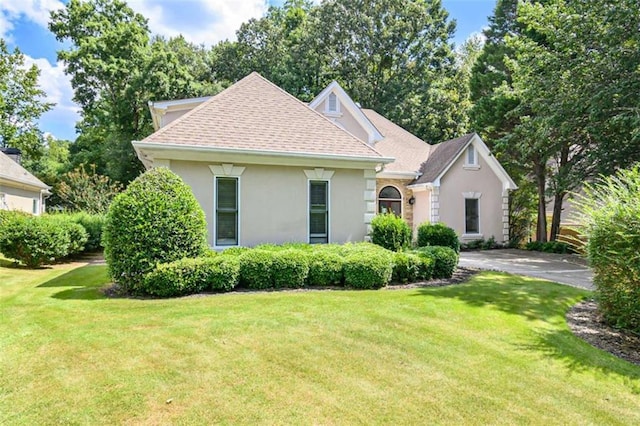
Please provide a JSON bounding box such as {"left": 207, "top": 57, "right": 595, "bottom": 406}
{"left": 69, "top": 212, "right": 105, "bottom": 252}
{"left": 238, "top": 249, "right": 274, "bottom": 289}
{"left": 307, "top": 248, "right": 344, "bottom": 286}
{"left": 370, "top": 213, "right": 412, "bottom": 252}
{"left": 271, "top": 250, "right": 309, "bottom": 288}
{"left": 414, "top": 246, "right": 458, "bottom": 279}
{"left": 0, "top": 212, "right": 73, "bottom": 267}
{"left": 343, "top": 249, "right": 393, "bottom": 289}
{"left": 102, "top": 167, "right": 208, "bottom": 294}
{"left": 391, "top": 251, "right": 417, "bottom": 283}
{"left": 574, "top": 166, "right": 640, "bottom": 332}
{"left": 416, "top": 222, "right": 460, "bottom": 253}
{"left": 142, "top": 255, "right": 240, "bottom": 297}
{"left": 413, "top": 252, "right": 435, "bottom": 281}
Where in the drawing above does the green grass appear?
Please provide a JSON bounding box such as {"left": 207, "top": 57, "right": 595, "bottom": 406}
{"left": 1, "top": 261, "right": 639, "bottom": 424}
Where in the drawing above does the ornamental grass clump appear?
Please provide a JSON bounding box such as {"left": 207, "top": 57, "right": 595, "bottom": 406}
{"left": 102, "top": 167, "right": 208, "bottom": 294}
{"left": 573, "top": 166, "right": 640, "bottom": 333}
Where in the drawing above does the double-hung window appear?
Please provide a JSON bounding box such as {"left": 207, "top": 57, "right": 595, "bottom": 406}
{"left": 216, "top": 177, "right": 238, "bottom": 246}
{"left": 309, "top": 180, "right": 328, "bottom": 243}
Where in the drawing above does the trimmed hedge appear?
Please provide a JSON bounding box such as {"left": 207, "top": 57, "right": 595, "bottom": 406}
{"left": 143, "top": 256, "right": 240, "bottom": 297}
{"left": 307, "top": 249, "right": 344, "bottom": 286}
{"left": 525, "top": 240, "right": 572, "bottom": 254}
{"left": 370, "top": 213, "right": 412, "bottom": 252}
{"left": 414, "top": 246, "right": 458, "bottom": 279}
{"left": 238, "top": 250, "right": 274, "bottom": 289}
{"left": 271, "top": 250, "right": 309, "bottom": 288}
{"left": 0, "top": 212, "right": 88, "bottom": 267}
{"left": 416, "top": 222, "right": 460, "bottom": 253}
{"left": 343, "top": 249, "right": 393, "bottom": 289}
{"left": 103, "top": 168, "right": 208, "bottom": 294}
{"left": 68, "top": 212, "right": 105, "bottom": 252}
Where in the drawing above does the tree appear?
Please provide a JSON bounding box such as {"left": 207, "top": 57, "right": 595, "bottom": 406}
{"left": 55, "top": 164, "right": 123, "bottom": 214}
{"left": 0, "top": 39, "right": 52, "bottom": 163}
{"left": 50, "top": 0, "right": 221, "bottom": 183}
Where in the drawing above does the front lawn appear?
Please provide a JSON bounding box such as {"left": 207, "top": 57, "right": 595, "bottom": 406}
{"left": 1, "top": 260, "right": 639, "bottom": 424}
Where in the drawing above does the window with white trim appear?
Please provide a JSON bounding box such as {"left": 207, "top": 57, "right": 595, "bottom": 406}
{"left": 465, "top": 198, "right": 480, "bottom": 234}
{"left": 378, "top": 186, "right": 402, "bottom": 216}
{"left": 215, "top": 177, "right": 238, "bottom": 246}
{"left": 466, "top": 145, "right": 478, "bottom": 166}
{"left": 327, "top": 93, "right": 339, "bottom": 113}
{"left": 309, "top": 180, "right": 328, "bottom": 244}
{"left": 32, "top": 198, "right": 39, "bottom": 214}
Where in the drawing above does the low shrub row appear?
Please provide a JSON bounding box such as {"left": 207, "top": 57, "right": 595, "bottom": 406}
{"left": 369, "top": 215, "right": 461, "bottom": 255}
{"left": 525, "top": 240, "right": 573, "bottom": 254}
{"left": 0, "top": 211, "right": 104, "bottom": 267}
{"left": 139, "top": 242, "right": 459, "bottom": 297}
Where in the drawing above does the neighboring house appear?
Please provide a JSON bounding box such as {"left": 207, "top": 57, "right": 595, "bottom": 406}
{"left": 0, "top": 148, "right": 50, "bottom": 215}
{"left": 133, "top": 72, "right": 516, "bottom": 248}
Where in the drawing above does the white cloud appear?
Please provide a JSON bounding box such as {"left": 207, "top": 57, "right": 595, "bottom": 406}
{"left": 0, "top": 0, "right": 64, "bottom": 39}
{"left": 23, "top": 55, "right": 80, "bottom": 140}
{"left": 128, "top": 0, "right": 268, "bottom": 45}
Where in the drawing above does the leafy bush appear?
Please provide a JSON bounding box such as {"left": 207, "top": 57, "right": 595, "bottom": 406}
{"left": 68, "top": 212, "right": 104, "bottom": 252}
{"left": 343, "top": 249, "right": 393, "bottom": 289}
{"left": 143, "top": 256, "right": 240, "bottom": 298}
{"left": 103, "top": 167, "right": 208, "bottom": 294}
{"left": 370, "top": 213, "right": 412, "bottom": 252}
{"left": 416, "top": 222, "right": 460, "bottom": 253}
{"left": 271, "top": 250, "right": 309, "bottom": 288}
{"left": 414, "top": 246, "right": 458, "bottom": 279}
{"left": 573, "top": 166, "right": 640, "bottom": 332}
{"left": 307, "top": 249, "right": 343, "bottom": 286}
{"left": 220, "top": 246, "right": 250, "bottom": 257}
{"left": 413, "top": 252, "right": 435, "bottom": 281}
{"left": 391, "top": 251, "right": 420, "bottom": 283}
{"left": 0, "top": 213, "right": 73, "bottom": 267}
{"left": 239, "top": 250, "right": 274, "bottom": 289}
{"left": 525, "top": 240, "right": 572, "bottom": 254}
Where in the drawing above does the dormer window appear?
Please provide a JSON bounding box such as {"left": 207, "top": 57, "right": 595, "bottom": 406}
{"left": 327, "top": 93, "right": 339, "bottom": 113}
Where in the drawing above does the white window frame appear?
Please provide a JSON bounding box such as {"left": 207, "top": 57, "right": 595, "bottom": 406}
{"left": 325, "top": 92, "right": 342, "bottom": 117}
{"left": 32, "top": 198, "right": 39, "bottom": 215}
{"left": 214, "top": 176, "right": 240, "bottom": 248}
{"left": 462, "top": 195, "right": 482, "bottom": 238}
{"left": 308, "top": 179, "right": 330, "bottom": 244}
{"left": 464, "top": 144, "right": 480, "bottom": 170}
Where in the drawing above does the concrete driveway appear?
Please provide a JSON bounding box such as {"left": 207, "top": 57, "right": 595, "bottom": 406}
{"left": 458, "top": 249, "right": 594, "bottom": 290}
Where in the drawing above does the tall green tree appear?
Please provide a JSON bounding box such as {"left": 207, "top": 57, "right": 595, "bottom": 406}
{"left": 0, "top": 39, "right": 52, "bottom": 163}
{"left": 50, "top": 0, "right": 221, "bottom": 183}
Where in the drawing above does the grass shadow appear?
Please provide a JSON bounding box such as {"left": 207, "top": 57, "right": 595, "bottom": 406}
{"left": 37, "top": 264, "right": 110, "bottom": 300}
{"left": 416, "top": 272, "right": 640, "bottom": 389}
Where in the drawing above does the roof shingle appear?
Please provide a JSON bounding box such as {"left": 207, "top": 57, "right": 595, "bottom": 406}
{"left": 413, "top": 133, "right": 476, "bottom": 184}
{"left": 140, "top": 72, "right": 386, "bottom": 160}
{"left": 0, "top": 151, "right": 49, "bottom": 190}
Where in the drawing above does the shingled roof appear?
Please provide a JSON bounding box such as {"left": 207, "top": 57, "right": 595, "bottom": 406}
{"left": 412, "top": 133, "right": 476, "bottom": 185}
{"left": 139, "top": 72, "right": 387, "bottom": 161}
{"left": 362, "top": 109, "right": 431, "bottom": 173}
{"left": 0, "top": 151, "right": 49, "bottom": 190}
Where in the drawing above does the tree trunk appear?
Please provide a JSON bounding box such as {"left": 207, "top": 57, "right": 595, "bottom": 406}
{"left": 534, "top": 161, "right": 547, "bottom": 242}
{"left": 549, "top": 191, "right": 565, "bottom": 241}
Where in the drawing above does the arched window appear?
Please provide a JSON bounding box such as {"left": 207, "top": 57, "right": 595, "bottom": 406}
{"left": 378, "top": 186, "right": 402, "bottom": 216}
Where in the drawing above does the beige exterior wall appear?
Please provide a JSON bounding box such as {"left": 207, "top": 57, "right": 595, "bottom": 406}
{"left": 169, "top": 160, "right": 369, "bottom": 247}
{"left": 375, "top": 178, "right": 415, "bottom": 227}
{"left": 411, "top": 190, "right": 431, "bottom": 233}
{"left": 437, "top": 150, "right": 506, "bottom": 243}
{"left": 0, "top": 184, "right": 44, "bottom": 214}
{"left": 312, "top": 98, "right": 369, "bottom": 143}
{"left": 162, "top": 110, "right": 189, "bottom": 128}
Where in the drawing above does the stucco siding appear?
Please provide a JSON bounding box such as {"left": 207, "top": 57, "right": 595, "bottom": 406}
{"left": 438, "top": 150, "right": 505, "bottom": 242}
{"left": 161, "top": 110, "right": 189, "bottom": 128}
{"left": 0, "top": 185, "right": 43, "bottom": 214}
{"left": 312, "top": 99, "right": 369, "bottom": 143}
{"left": 168, "top": 161, "right": 368, "bottom": 247}
{"left": 411, "top": 190, "right": 431, "bottom": 233}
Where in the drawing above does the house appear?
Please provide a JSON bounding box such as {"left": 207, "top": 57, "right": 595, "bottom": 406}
{"left": 133, "top": 72, "right": 516, "bottom": 248}
{"left": 0, "top": 148, "right": 50, "bottom": 215}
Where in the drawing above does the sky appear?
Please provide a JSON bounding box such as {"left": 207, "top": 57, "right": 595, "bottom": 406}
{"left": 0, "top": 0, "right": 497, "bottom": 142}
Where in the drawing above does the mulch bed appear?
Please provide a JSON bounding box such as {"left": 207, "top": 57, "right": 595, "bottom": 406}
{"left": 566, "top": 300, "right": 640, "bottom": 366}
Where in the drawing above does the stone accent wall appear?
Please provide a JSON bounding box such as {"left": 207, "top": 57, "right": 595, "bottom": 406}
{"left": 431, "top": 186, "right": 440, "bottom": 224}
{"left": 376, "top": 178, "right": 415, "bottom": 228}
{"left": 502, "top": 191, "right": 510, "bottom": 244}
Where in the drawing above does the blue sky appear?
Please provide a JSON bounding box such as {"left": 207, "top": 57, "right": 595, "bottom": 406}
{"left": 0, "top": 0, "right": 496, "bottom": 142}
